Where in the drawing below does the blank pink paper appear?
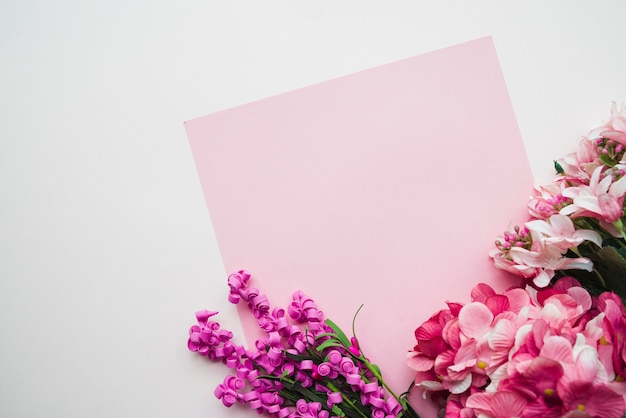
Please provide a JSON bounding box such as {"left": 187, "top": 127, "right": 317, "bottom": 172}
{"left": 185, "top": 36, "right": 532, "bottom": 399}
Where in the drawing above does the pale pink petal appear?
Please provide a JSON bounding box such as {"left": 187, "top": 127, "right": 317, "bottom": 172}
{"left": 598, "top": 193, "right": 623, "bottom": 222}
{"left": 590, "top": 165, "right": 605, "bottom": 188}
{"left": 598, "top": 343, "right": 616, "bottom": 380}
{"left": 574, "top": 229, "right": 603, "bottom": 247}
{"left": 555, "top": 257, "right": 594, "bottom": 272}
{"left": 458, "top": 302, "right": 494, "bottom": 339}
{"left": 602, "top": 299, "right": 624, "bottom": 324}
{"left": 448, "top": 358, "right": 476, "bottom": 375}
{"left": 488, "top": 319, "right": 516, "bottom": 352}
{"left": 559, "top": 203, "right": 579, "bottom": 216}
{"left": 566, "top": 286, "right": 592, "bottom": 311}
{"left": 504, "top": 288, "right": 532, "bottom": 313}
{"left": 513, "top": 323, "right": 533, "bottom": 352}
{"left": 539, "top": 303, "right": 565, "bottom": 327}
{"left": 466, "top": 391, "right": 527, "bottom": 417}
{"left": 490, "top": 391, "right": 527, "bottom": 417}
{"left": 508, "top": 247, "right": 544, "bottom": 268}
{"left": 416, "top": 379, "right": 444, "bottom": 391}
{"left": 406, "top": 352, "right": 434, "bottom": 372}
{"left": 533, "top": 269, "right": 552, "bottom": 288}
{"left": 574, "top": 346, "right": 600, "bottom": 382}
{"left": 602, "top": 130, "right": 626, "bottom": 146}
{"left": 485, "top": 363, "right": 509, "bottom": 391}
{"left": 465, "top": 392, "right": 492, "bottom": 411}
{"left": 446, "top": 374, "right": 472, "bottom": 394}
{"left": 545, "top": 214, "right": 574, "bottom": 235}
{"left": 609, "top": 173, "right": 626, "bottom": 197}
{"left": 583, "top": 312, "right": 605, "bottom": 341}
{"left": 540, "top": 335, "right": 574, "bottom": 363}
{"left": 525, "top": 218, "right": 557, "bottom": 236}
{"left": 597, "top": 171, "right": 614, "bottom": 193}
{"left": 573, "top": 194, "right": 602, "bottom": 213}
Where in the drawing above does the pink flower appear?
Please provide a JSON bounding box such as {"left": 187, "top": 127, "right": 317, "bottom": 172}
{"left": 561, "top": 165, "right": 626, "bottom": 225}
{"left": 410, "top": 280, "right": 626, "bottom": 418}
{"left": 465, "top": 390, "right": 527, "bottom": 418}
{"left": 525, "top": 214, "right": 602, "bottom": 251}
{"left": 561, "top": 381, "right": 625, "bottom": 418}
{"left": 490, "top": 225, "right": 537, "bottom": 279}
{"left": 507, "top": 243, "right": 593, "bottom": 289}
{"left": 557, "top": 138, "right": 601, "bottom": 185}
{"left": 528, "top": 182, "right": 571, "bottom": 219}
{"left": 491, "top": 216, "right": 600, "bottom": 287}
{"left": 588, "top": 102, "right": 626, "bottom": 146}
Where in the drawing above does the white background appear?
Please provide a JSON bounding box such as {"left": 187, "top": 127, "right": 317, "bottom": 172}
{"left": 2, "top": 1, "right": 626, "bottom": 417}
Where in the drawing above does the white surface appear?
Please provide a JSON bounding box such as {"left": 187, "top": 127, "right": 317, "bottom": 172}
{"left": 1, "top": 2, "right": 625, "bottom": 417}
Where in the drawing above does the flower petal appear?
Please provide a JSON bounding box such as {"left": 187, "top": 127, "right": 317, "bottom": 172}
{"left": 459, "top": 302, "right": 494, "bottom": 339}
{"left": 540, "top": 335, "right": 573, "bottom": 363}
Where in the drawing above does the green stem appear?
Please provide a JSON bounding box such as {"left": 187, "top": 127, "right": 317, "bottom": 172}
{"left": 361, "top": 358, "right": 403, "bottom": 405}
{"left": 349, "top": 306, "right": 404, "bottom": 406}
{"left": 326, "top": 381, "right": 370, "bottom": 418}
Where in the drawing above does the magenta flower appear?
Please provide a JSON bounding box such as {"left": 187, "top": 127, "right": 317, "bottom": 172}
{"left": 561, "top": 381, "right": 625, "bottom": 418}
{"left": 409, "top": 278, "right": 626, "bottom": 417}
{"left": 191, "top": 271, "right": 419, "bottom": 418}
{"left": 465, "top": 390, "right": 527, "bottom": 418}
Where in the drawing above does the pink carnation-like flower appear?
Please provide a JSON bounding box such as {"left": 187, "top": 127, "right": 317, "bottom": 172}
{"left": 409, "top": 279, "right": 626, "bottom": 418}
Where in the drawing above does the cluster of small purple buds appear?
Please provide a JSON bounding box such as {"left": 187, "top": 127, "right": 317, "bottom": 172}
{"left": 187, "top": 270, "right": 409, "bottom": 418}
{"left": 535, "top": 193, "right": 569, "bottom": 217}
{"left": 596, "top": 136, "right": 625, "bottom": 163}
{"left": 495, "top": 225, "right": 531, "bottom": 253}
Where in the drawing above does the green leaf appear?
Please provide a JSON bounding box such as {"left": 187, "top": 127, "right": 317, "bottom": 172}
{"left": 284, "top": 351, "right": 314, "bottom": 362}
{"left": 281, "top": 380, "right": 328, "bottom": 404}
{"left": 554, "top": 160, "right": 564, "bottom": 174}
{"left": 325, "top": 319, "right": 351, "bottom": 347}
{"left": 590, "top": 246, "right": 626, "bottom": 304}
{"left": 316, "top": 339, "right": 344, "bottom": 352}
{"left": 331, "top": 405, "right": 346, "bottom": 416}
{"left": 369, "top": 363, "right": 382, "bottom": 379}
{"left": 314, "top": 332, "right": 341, "bottom": 340}
{"left": 600, "top": 154, "right": 617, "bottom": 167}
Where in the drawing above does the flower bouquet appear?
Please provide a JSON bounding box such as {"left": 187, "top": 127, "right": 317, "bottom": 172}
{"left": 188, "top": 104, "right": 626, "bottom": 418}
{"left": 490, "top": 102, "right": 626, "bottom": 301}
{"left": 188, "top": 270, "right": 419, "bottom": 418}
{"left": 407, "top": 104, "right": 626, "bottom": 417}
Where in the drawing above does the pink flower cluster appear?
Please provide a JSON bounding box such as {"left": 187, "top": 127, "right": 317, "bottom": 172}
{"left": 188, "top": 270, "right": 412, "bottom": 418}
{"left": 407, "top": 278, "right": 626, "bottom": 418}
{"left": 491, "top": 103, "right": 626, "bottom": 287}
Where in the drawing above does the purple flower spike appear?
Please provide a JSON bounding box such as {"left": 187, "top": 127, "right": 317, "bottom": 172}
{"left": 188, "top": 271, "right": 419, "bottom": 418}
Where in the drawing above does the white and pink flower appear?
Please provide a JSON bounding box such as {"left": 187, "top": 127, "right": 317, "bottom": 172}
{"left": 491, "top": 215, "right": 601, "bottom": 287}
